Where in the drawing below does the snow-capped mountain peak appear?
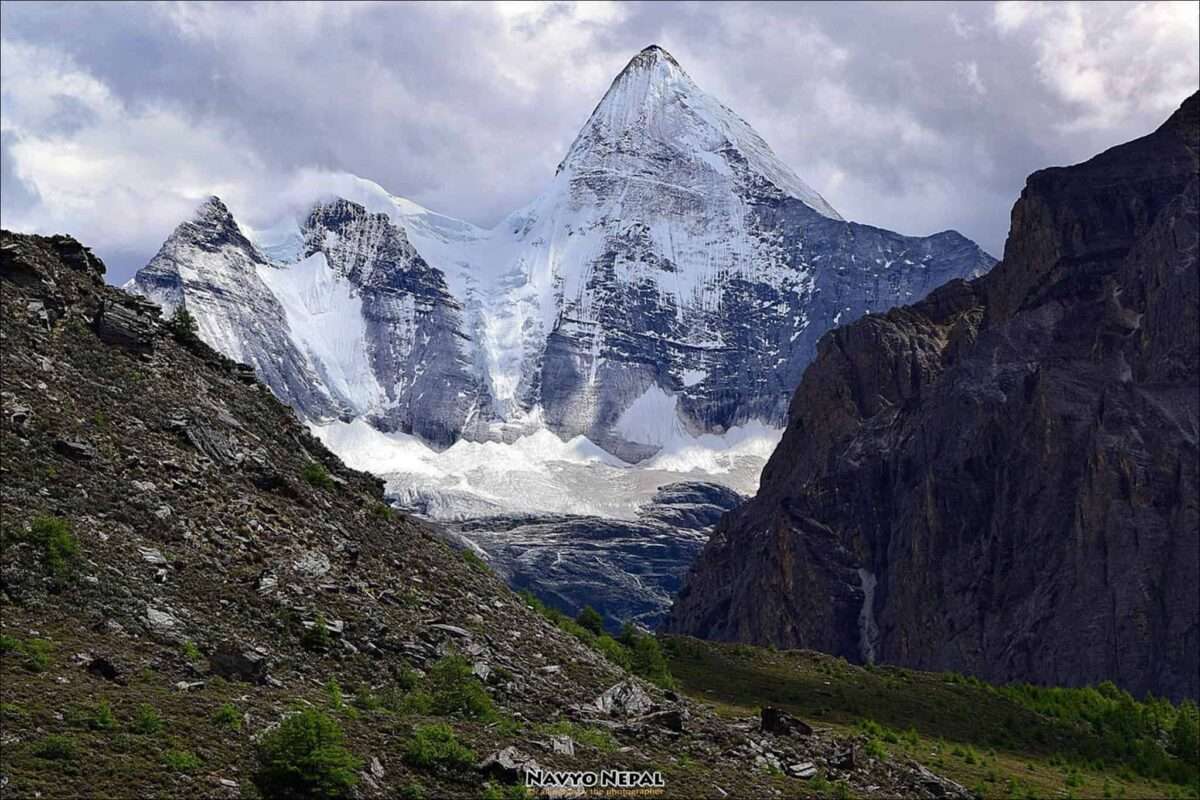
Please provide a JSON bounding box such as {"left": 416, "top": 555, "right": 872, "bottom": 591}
{"left": 131, "top": 45, "right": 995, "bottom": 465}
{"left": 557, "top": 44, "right": 842, "bottom": 221}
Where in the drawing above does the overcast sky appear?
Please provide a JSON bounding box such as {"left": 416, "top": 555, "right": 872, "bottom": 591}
{"left": 2, "top": 1, "right": 1197, "bottom": 284}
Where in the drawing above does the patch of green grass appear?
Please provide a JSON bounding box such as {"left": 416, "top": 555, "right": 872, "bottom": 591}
{"left": 25, "top": 514, "right": 79, "bottom": 579}
{"left": 302, "top": 462, "right": 334, "bottom": 490}
{"left": 32, "top": 734, "right": 77, "bottom": 761}
{"left": 519, "top": 591, "right": 675, "bottom": 687}
{"left": 537, "top": 720, "right": 618, "bottom": 753}
{"left": 460, "top": 548, "right": 490, "bottom": 573}
{"left": 0, "top": 634, "right": 54, "bottom": 672}
{"left": 403, "top": 723, "right": 475, "bottom": 774}
{"left": 162, "top": 749, "right": 201, "bottom": 772}
{"left": 664, "top": 635, "right": 1196, "bottom": 800}
{"left": 213, "top": 702, "right": 241, "bottom": 731}
{"left": 22, "top": 638, "right": 52, "bottom": 671}
{"left": 427, "top": 654, "right": 494, "bottom": 719}
{"left": 254, "top": 708, "right": 360, "bottom": 799}
{"left": 181, "top": 640, "right": 201, "bottom": 662}
{"left": 864, "top": 737, "right": 888, "bottom": 760}
{"left": 482, "top": 781, "right": 531, "bottom": 799}
{"left": 131, "top": 703, "right": 164, "bottom": 735}
{"left": 1, "top": 702, "right": 28, "bottom": 723}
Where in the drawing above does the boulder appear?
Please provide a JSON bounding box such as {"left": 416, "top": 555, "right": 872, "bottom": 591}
{"left": 478, "top": 746, "right": 542, "bottom": 783}
{"left": 208, "top": 642, "right": 269, "bottom": 683}
{"left": 760, "top": 706, "right": 813, "bottom": 737}
{"left": 592, "top": 680, "right": 656, "bottom": 717}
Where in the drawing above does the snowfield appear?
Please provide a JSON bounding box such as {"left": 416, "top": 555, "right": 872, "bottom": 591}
{"left": 309, "top": 416, "right": 780, "bottom": 519}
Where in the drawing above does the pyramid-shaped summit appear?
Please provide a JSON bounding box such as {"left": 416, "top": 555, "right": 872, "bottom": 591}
{"left": 557, "top": 44, "right": 842, "bottom": 220}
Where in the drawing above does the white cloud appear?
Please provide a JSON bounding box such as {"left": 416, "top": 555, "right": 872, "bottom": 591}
{"left": 992, "top": 1, "right": 1199, "bottom": 130}
{"left": 1, "top": 39, "right": 274, "bottom": 256}
{"left": 957, "top": 60, "right": 987, "bottom": 96}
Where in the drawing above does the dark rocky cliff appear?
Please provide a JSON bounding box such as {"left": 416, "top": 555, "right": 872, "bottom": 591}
{"left": 666, "top": 93, "right": 1200, "bottom": 701}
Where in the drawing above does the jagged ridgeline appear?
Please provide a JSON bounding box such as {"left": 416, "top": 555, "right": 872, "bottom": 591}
{"left": 127, "top": 45, "right": 994, "bottom": 460}
{"left": 1, "top": 231, "right": 976, "bottom": 797}
{"left": 668, "top": 92, "right": 1200, "bottom": 702}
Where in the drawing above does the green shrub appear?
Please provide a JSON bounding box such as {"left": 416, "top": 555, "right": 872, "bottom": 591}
{"left": 351, "top": 683, "right": 382, "bottom": 712}
{"left": 0, "top": 634, "right": 19, "bottom": 654}
{"left": 167, "top": 307, "right": 199, "bottom": 342}
{"left": 182, "top": 641, "right": 201, "bottom": 662}
{"left": 594, "top": 635, "right": 632, "bottom": 670}
{"left": 88, "top": 698, "right": 117, "bottom": 730}
{"left": 213, "top": 702, "right": 241, "bottom": 731}
{"left": 623, "top": 627, "right": 674, "bottom": 689}
{"left": 163, "top": 749, "right": 201, "bottom": 772}
{"left": 403, "top": 723, "right": 475, "bottom": 773}
{"left": 254, "top": 708, "right": 360, "bottom": 799}
{"left": 396, "top": 690, "right": 434, "bottom": 715}
{"left": 427, "top": 654, "right": 494, "bottom": 719}
{"left": 302, "top": 614, "right": 331, "bottom": 652}
{"left": 575, "top": 606, "right": 605, "bottom": 635}
{"left": 131, "top": 704, "right": 163, "bottom": 735}
{"left": 33, "top": 734, "right": 77, "bottom": 761}
{"left": 27, "top": 514, "right": 79, "bottom": 578}
{"left": 864, "top": 737, "right": 888, "bottom": 760}
{"left": 302, "top": 462, "right": 334, "bottom": 490}
{"left": 1171, "top": 700, "right": 1199, "bottom": 761}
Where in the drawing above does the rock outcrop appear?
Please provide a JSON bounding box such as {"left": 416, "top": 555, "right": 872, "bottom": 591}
{"left": 667, "top": 93, "right": 1200, "bottom": 700}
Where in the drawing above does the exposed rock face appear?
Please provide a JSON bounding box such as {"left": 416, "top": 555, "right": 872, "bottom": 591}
{"left": 667, "top": 93, "right": 1200, "bottom": 700}
{"left": 129, "top": 45, "right": 993, "bottom": 459}
{"left": 130, "top": 196, "right": 490, "bottom": 446}
{"left": 298, "top": 198, "right": 490, "bottom": 445}
{"left": 128, "top": 197, "right": 338, "bottom": 419}
{"left": 445, "top": 482, "right": 744, "bottom": 630}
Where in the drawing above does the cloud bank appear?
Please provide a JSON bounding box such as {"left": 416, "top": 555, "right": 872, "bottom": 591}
{"left": 1, "top": 1, "right": 1196, "bottom": 283}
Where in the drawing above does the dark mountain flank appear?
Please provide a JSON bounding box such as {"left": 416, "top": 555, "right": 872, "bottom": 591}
{"left": 667, "top": 93, "right": 1200, "bottom": 701}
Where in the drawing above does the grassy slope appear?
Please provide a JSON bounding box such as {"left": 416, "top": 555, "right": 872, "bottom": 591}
{"left": 665, "top": 636, "right": 1199, "bottom": 800}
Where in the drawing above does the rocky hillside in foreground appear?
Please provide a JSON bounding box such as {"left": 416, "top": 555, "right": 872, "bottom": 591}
{"left": 0, "top": 232, "right": 970, "bottom": 798}
{"left": 667, "top": 92, "right": 1200, "bottom": 701}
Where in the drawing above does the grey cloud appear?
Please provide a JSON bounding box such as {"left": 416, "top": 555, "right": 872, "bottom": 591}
{"left": 1, "top": 1, "right": 1196, "bottom": 284}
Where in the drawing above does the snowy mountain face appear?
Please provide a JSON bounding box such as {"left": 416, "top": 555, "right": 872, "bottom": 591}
{"left": 129, "top": 45, "right": 995, "bottom": 467}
